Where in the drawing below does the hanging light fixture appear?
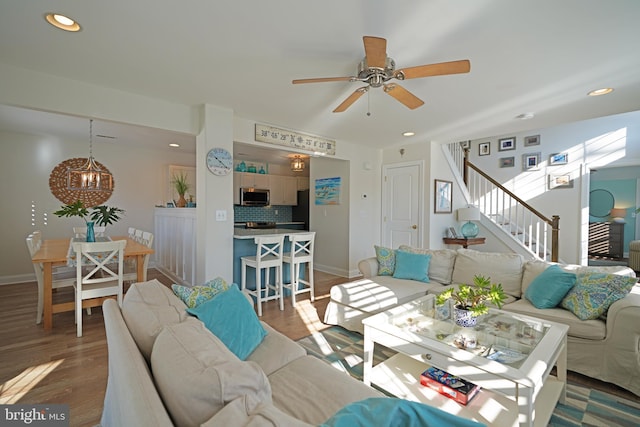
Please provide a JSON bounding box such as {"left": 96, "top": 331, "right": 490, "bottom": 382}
{"left": 67, "top": 119, "right": 113, "bottom": 192}
{"left": 290, "top": 155, "right": 305, "bottom": 172}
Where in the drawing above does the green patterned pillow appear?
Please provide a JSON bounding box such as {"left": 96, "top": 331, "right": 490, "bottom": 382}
{"left": 374, "top": 245, "right": 396, "bottom": 276}
{"left": 172, "top": 277, "right": 230, "bottom": 308}
{"left": 560, "top": 272, "right": 637, "bottom": 320}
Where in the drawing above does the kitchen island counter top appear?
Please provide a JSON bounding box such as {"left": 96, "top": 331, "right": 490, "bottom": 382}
{"left": 233, "top": 228, "right": 309, "bottom": 239}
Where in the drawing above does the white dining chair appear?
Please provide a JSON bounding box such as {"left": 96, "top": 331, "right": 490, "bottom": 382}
{"left": 72, "top": 240, "right": 126, "bottom": 337}
{"left": 282, "top": 232, "right": 315, "bottom": 307}
{"left": 73, "top": 226, "right": 106, "bottom": 239}
{"left": 241, "top": 235, "right": 285, "bottom": 316}
{"left": 128, "top": 227, "right": 136, "bottom": 238}
{"left": 134, "top": 229, "right": 144, "bottom": 243}
{"left": 122, "top": 231, "right": 154, "bottom": 284}
{"left": 26, "top": 231, "right": 76, "bottom": 324}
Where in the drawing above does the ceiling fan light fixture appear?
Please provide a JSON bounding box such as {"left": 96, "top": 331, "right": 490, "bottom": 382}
{"left": 291, "top": 156, "right": 305, "bottom": 172}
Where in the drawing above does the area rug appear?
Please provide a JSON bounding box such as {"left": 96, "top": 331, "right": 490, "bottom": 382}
{"left": 297, "top": 326, "right": 640, "bottom": 427}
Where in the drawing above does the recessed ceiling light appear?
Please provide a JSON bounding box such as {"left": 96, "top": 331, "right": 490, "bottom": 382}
{"left": 588, "top": 88, "right": 614, "bottom": 96}
{"left": 515, "top": 112, "right": 535, "bottom": 120}
{"left": 45, "top": 13, "right": 81, "bottom": 32}
{"left": 402, "top": 131, "right": 415, "bottom": 137}
{"left": 169, "top": 143, "right": 180, "bottom": 148}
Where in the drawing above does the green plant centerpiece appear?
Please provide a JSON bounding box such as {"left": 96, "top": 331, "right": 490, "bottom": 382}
{"left": 172, "top": 172, "right": 190, "bottom": 207}
{"left": 54, "top": 200, "right": 125, "bottom": 242}
{"left": 436, "top": 275, "right": 507, "bottom": 327}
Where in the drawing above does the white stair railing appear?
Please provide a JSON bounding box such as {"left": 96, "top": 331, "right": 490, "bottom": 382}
{"left": 446, "top": 142, "right": 559, "bottom": 261}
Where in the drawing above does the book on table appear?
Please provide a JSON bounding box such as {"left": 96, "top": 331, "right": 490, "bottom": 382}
{"left": 419, "top": 367, "right": 481, "bottom": 405}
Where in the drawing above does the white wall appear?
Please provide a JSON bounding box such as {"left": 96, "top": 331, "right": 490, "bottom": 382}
{"left": 0, "top": 129, "right": 195, "bottom": 283}
{"left": 467, "top": 110, "right": 640, "bottom": 264}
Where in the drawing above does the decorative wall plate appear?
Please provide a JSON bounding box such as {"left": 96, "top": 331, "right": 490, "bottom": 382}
{"left": 49, "top": 158, "right": 114, "bottom": 207}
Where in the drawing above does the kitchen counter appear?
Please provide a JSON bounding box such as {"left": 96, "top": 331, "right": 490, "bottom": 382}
{"left": 233, "top": 228, "right": 308, "bottom": 239}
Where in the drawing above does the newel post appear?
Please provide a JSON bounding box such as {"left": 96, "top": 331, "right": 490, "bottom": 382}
{"left": 463, "top": 148, "right": 470, "bottom": 186}
{"left": 551, "top": 215, "right": 560, "bottom": 262}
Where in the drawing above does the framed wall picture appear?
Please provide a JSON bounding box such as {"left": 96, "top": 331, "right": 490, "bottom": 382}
{"left": 479, "top": 142, "right": 490, "bottom": 156}
{"left": 522, "top": 152, "right": 541, "bottom": 170}
{"left": 499, "top": 156, "right": 515, "bottom": 168}
{"left": 498, "top": 137, "right": 516, "bottom": 151}
{"left": 524, "top": 135, "right": 540, "bottom": 146}
{"left": 549, "top": 152, "right": 568, "bottom": 165}
{"left": 548, "top": 173, "right": 573, "bottom": 189}
{"left": 434, "top": 179, "right": 453, "bottom": 214}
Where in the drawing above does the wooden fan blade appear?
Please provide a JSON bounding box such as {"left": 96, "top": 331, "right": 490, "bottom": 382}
{"left": 292, "top": 76, "right": 353, "bottom": 84}
{"left": 383, "top": 84, "right": 424, "bottom": 109}
{"left": 395, "top": 60, "right": 471, "bottom": 80}
{"left": 333, "top": 87, "right": 368, "bottom": 113}
{"left": 363, "top": 36, "right": 387, "bottom": 68}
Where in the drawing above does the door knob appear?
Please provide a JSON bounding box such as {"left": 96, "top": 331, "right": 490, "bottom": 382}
{"left": 412, "top": 225, "right": 417, "bottom": 229}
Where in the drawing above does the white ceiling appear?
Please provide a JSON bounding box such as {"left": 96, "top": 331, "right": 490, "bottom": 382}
{"left": 1, "top": 1, "right": 639, "bottom": 163}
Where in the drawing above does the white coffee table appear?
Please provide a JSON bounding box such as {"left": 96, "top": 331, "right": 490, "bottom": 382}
{"left": 362, "top": 294, "right": 569, "bottom": 427}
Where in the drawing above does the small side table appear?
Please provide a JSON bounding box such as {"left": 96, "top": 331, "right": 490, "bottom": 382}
{"left": 443, "top": 237, "right": 486, "bottom": 248}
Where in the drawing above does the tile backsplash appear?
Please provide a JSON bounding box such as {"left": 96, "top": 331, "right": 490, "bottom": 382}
{"left": 234, "top": 205, "right": 292, "bottom": 223}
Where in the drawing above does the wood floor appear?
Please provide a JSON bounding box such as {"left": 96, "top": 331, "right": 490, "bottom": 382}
{"left": 1, "top": 269, "right": 637, "bottom": 427}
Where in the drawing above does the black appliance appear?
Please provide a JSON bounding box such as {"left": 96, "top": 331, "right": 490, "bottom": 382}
{"left": 240, "top": 188, "right": 270, "bottom": 206}
{"left": 245, "top": 221, "right": 276, "bottom": 229}
{"left": 291, "top": 189, "right": 310, "bottom": 230}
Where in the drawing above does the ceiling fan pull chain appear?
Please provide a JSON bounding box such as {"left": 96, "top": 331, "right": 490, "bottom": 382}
{"left": 367, "top": 89, "right": 371, "bottom": 117}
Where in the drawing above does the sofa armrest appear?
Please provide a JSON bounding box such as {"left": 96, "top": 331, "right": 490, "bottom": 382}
{"left": 605, "top": 288, "right": 640, "bottom": 335}
{"left": 358, "top": 257, "right": 379, "bottom": 278}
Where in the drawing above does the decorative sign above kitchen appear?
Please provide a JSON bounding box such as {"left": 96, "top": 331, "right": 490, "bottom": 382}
{"left": 255, "top": 124, "right": 336, "bottom": 156}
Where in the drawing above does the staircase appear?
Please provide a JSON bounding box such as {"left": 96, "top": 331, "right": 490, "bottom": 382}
{"left": 446, "top": 143, "right": 559, "bottom": 262}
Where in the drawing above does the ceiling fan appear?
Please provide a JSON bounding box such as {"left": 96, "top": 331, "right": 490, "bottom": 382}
{"left": 292, "top": 36, "right": 470, "bottom": 113}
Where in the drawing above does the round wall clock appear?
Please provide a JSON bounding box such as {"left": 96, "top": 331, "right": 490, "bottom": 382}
{"left": 206, "top": 147, "right": 232, "bottom": 176}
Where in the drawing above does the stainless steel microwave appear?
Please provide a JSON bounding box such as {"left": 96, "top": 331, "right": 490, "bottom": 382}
{"left": 240, "top": 188, "right": 270, "bottom": 206}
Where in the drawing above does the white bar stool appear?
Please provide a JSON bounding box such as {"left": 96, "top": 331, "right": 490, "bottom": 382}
{"left": 241, "top": 235, "right": 285, "bottom": 316}
{"left": 282, "top": 232, "right": 315, "bottom": 307}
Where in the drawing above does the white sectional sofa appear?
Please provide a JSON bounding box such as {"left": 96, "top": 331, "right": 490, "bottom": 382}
{"left": 101, "top": 279, "right": 385, "bottom": 427}
{"left": 324, "top": 247, "right": 640, "bottom": 397}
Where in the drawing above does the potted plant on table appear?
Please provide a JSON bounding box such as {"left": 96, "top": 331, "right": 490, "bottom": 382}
{"left": 54, "top": 200, "right": 125, "bottom": 242}
{"left": 435, "top": 275, "right": 507, "bottom": 327}
{"left": 172, "top": 172, "right": 190, "bottom": 208}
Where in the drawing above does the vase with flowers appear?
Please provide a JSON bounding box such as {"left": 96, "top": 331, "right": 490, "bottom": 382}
{"left": 172, "top": 172, "right": 190, "bottom": 208}
{"left": 435, "top": 275, "right": 507, "bottom": 327}
{"left": 54, "top": 200, "right": 125, "bottom": 242}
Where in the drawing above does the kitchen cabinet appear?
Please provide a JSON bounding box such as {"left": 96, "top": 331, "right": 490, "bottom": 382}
{"left": 233, "top": 172, "right": 270, "bottom": 204}
{"left": 588, "top": 222, "right": 624, "bottom": 258}
{"left": 269, "top": 175, "right": 298, "bottom": 205}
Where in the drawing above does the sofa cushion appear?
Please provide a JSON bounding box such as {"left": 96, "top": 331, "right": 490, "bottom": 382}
{"left": 374, "top": 245, "right": 396, "bottom": 276}
{"left": 451, "top": 249, "right": 524, "bottom": 298}
{"left": 503, "top": 299, "right": 606, "bottom": 340}
{"left": 201, "top": 394, "right": 313, "bottom": 427}
{"left": 171, "top": 276, "right": 230, "bottom": 308}
{"left": 524, "top": 265, "right": 576, "bottom": 309}
{"left": 246, "top": 322, "right": 307, "bottom": 376}
{"left": 268, "top": 356, "right": 383, "bottom": 425}
{"left": 329, "top": 277, "right": 440, "bottom": 313}
{"left": 392, "top": 250, "right": 431, "bottom": 283}
{"left": 187, "top": 284, "right": 267, "bottom": 360}
{"left": 398, "top": 246, "right": 457, "bottom": 284}
{"left": 560, "top": 273, "right": 638, "bottom": 320}
{"left": 151, "top": 319, "right": 272, "bottom": 427}
{"left": 121, "top": 279, "right": 189, "bottom": 362}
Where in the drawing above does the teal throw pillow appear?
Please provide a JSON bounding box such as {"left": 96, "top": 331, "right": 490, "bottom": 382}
{"left": 524, "top": 265, "right": 576, "bottom": 309}
{"left": 320, "top": 397, "right": 485, "bottom": 427}
{"left": 187, "top": 284, "right": 267, "bottom": 360}
{"left": 392, "top": 250, "right": 431, "bottom": 283}
{"left": 374, "top": 245, "right": 396, "bottom": 276}
{"left": 171, "top": 276, "right": 230, "bottom": 308}
{"left": 561, "top": 272, "right": 637, "bottom": 320}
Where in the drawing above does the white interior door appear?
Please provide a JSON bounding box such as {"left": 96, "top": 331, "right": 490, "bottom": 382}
{"left": 382, "top": 161, "right": 423, "bottom": 248}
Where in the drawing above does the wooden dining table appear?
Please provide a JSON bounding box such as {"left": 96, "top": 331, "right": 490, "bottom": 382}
{"left": 31, "top": 236, "right": 154, "bottom": 330}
